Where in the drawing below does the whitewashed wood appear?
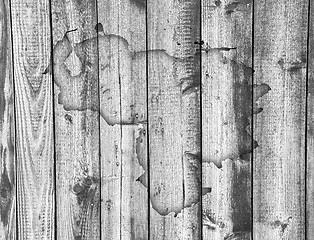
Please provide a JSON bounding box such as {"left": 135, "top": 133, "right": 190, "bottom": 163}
{"left": 0, "top": 0, "right": 16, "bottom": 238}
{"left": 97, "top": 0, "right": 148, "bottom": 239}
{"left": 10, "top": 0, "right": 54, "bottom": 238}
{"left": 50, "top": 0, "right": 100, "bottom": 239}
{"left": 201, "top": 0, "right": 254, "bottom": 239}
{"left": 147, "top": 0, "right": 201, "bottom": 239}
{"left": 253, "top": 0, "right": 308, "bottom": 239}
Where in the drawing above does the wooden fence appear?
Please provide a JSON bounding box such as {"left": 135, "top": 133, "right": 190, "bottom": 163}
{"left": 0, "top": 0, "right": 312, "bottom": 239}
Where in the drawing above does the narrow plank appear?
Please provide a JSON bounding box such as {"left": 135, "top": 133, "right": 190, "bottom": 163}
{"left": 50, "top": 0, "right": 100, "bottom": 239}
{"left": 10, "top": 0, "right": 55, "bottom": 238}
{"left": 97, "top": 0, "right": 148, "bottom": 239}
{"left": 147, "top": 0, "right": 201, "bottom": 239}
{"left": 201, "top": 1, "right": 256, "bottom": 239}
{"left": 308, "top": 1, "right": 314, "bottom": 237}
{"left": 253, "top": 0, "right": 308, "bottom": 239}
{"left": 0, "top": 0, "right": 16, "bottom": 238}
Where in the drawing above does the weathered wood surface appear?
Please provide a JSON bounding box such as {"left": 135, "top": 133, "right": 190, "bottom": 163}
{"left": 97, "top": 0, "right": 148, "bottom": 239}
{"left": 308, "top": 1, "right": 314, "bottom": 238}
{"left": 147, "top": 0, "right": 201, "bottom": 239}
{"left": 2, "top": 0, "right": 313, "bottom": 239}
{"left": 201, "top": 0, "right": 256, "bottom": 239}
{"left": 0, "top": 0, "right": 15, "bottom": 239}
{"left": 253, "top": 0, "right": 308, "bottom": 239}
{"left": 10, "top": 0, "right": 55, "bottom": 238}
{"left": 50, "top": 0, "right": 100, "bottom": 239}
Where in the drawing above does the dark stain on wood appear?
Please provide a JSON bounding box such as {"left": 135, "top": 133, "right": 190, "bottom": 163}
{"left": 136, "top": 126, "right": 148, "bottom": 187}
{"left": 95, "top": 23, "right": 104, "bottom": 33}
{"left": 64, "top": 114, "right": 73, "bottom": 124}
{"left": 230, "top": 165, "right": 251, "bottom": 234}
{"left": 0, "top": 162, "right": 12, "bottom": 226}
{"left": 278, "top": 56, "right": 307, "bottom": 72}
{"left": 224, "top": 231, "right": 250, "bottom": 239}
{"left": 225, "top": 2, "right": 240, "bottom": 14}
{"left": 225, "top": 0, "right": 253, "bottom": 14}
{"left": 73, "top": 176, "right": 99, "bottom": 207}
{"left": 181, "top": 70, "right": 200, "bottom": 95}
{"left": 215, "top": 0, "right": 222, "bottom": 7}
{"left": 262, "top": 217, "right": 292, "bottom": 236}
{"left": 202, "top": 187, "right": 211, "bottom": 195}
{"left": 232, "top": 60, "right": 270, "bottom": 160}
{"left": 130, "top": 0, "right": 146, "bottom": 9}
{"left": 72, "top": 175, "right": 100, "bottom": 238}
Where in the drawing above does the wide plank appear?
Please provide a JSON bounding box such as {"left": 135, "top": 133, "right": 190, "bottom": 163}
{"left": 253, "top": 0, "right": 308, "bottom": 239}
{"left": 0, "top": 0, "right": 16, "bottom": 238}
{"left": 97, "top": 0, "right": 148, "bottom": 239}
{"left": 147, "top": 0, "right": 201, "bottom": 239}
{"left": 201, "top": 0, "right": 256, "bottom": 239}
{"left": 50, "top": 0, "right": 100, "bottom": 239}
{"left": 10, "top": 0, "right": 55, "bottom": 238}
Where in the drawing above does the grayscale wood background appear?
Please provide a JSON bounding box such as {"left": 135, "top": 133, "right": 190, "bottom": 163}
{"left": 0, "top": 0, "right": 312, "bottom": 239}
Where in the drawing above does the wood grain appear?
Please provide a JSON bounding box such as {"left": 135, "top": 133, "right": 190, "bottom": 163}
{"left": 147, "top": 0, "right": 201, "bottom": 238}
{"left": 308, "top": 1, "right": 314, "bottom": 238}
{"left": 0, "top": 0, "right": 16, "bottom": 238}
{"left": 201, "top": 0, "right": 254, "bottom": 239}
{"left": 50, "top": 0, "right": 100, "bottom": 239}
{"left": 97, "top": 0, "right": 148, "bottom": 239}
{"left": 253, "top": 0, "right": 308, "bottom": 239}
{"left": 10, "top": 0, "right": 54, "bottom": 238}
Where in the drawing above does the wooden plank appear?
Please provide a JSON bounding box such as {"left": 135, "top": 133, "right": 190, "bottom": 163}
{"left": 147, "top": 0, "right": 201, "bottom": 239}
{"left": 308, "top": 1, "right": 314, "bottom": 238}
{"left": 253, "top": 0, "right": 308, "bottom": 239}
{"left": 201, "top": 0, "right": 256, "bottom": 239}
{"left": 50, "top": 0, "right": 100, "bottom": 239}
{"left": 0, "top": 0, "right": 16, "bottom": 238}
{"left": 10, "top": 0, "right": 55, "bottom": 238}
{"left": 97, "top": 0, "right": 148, "bottom": 239}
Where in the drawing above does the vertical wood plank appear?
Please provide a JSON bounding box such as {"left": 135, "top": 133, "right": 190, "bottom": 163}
{"left": 50, "top": 0, "right": 100, "bottom": 239}
{"left": 97, "top": 0, "right": 148, "bottom": 239}
{"left": 308, "top": 1, "right": 314, "bottom": 238}
{"left": 10, "top": 0, "right": 55, "bottom": 238}
{"left": 147, "top": 0, "right": 201, "bottom": 239}
{"left": 0, "top": 0, "right": 16, "bottom": 238}
{"left": 253, "top": 0, "right": 308, "bottom": 239}
{"left": 201, "top": 0, "right": 255, "bottom": 239}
